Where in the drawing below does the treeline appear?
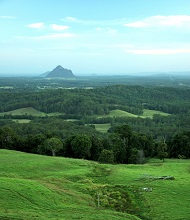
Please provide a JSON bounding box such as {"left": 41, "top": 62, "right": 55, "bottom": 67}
{"left": 1, "top": 119, "right": 190, "bottom": 163}
{"left": 1, "top": 85, "right": 190, "bottom": 115}
{"left": 85, "top": 113, "right": 190, "bottom": 139}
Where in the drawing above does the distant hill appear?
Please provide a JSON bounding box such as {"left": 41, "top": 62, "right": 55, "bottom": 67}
{"left": 46, "top": 65, "right": 75, "bottom": 78}
{"left": 39, "top": 71, "right": 50, "bottom": 77}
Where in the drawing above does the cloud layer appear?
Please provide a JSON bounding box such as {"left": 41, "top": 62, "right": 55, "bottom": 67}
{"left": 125, "top": 15, "right": 190, "bottom": 28}
{"left": 26, "top": 22, "right": 45, "bottom": 29}
{"left": 126, "top": 48, "right": 190, "bottom": 55}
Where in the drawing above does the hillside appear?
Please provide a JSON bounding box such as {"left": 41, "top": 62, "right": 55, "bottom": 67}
{"left": 1, "top": 150, "right": 190, "bottom": 220}
{"left": 0, "top": 150, "right": 141, "bottom": 220}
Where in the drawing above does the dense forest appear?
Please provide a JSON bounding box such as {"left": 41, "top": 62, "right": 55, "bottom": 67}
{"left": 0, "top": 75, "right": 190, "bottom": 163}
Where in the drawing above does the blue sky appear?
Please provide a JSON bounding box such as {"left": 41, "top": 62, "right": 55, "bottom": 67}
{"left": 1, "top": 0, "right": 190, "bottom": 75}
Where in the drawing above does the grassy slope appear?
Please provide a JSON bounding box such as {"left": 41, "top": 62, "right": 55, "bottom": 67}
{"left": 94, "top": 109, "right": 170, "bottom": 132}
{"left": 0, "top": 107, "right": 64, "bottom": 117}
{"left": 141, "top": 109, "right": 170, "bottom": 118}
{"left": 0, "top": 150, "right": 140, "bottom": 220}
{"left": 0, "top": 107, "right": 47, "bottom": 117}
{"left": 0, "top": 108, "right": 170, "bottom": 119}
{"left": 94, "top": 124, "right": 111, "bottom": 133}
{"left": 107, "top": 109, "right": 170, "bottom": 119}
{"left": 0, "top": 150, "right": 190, "bottom": 220}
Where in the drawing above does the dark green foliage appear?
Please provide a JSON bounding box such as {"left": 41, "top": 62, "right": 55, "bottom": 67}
{"left": 1, "top": 78, "right": 190, "bottom": 162}
{"left": 98, "top": 149, "right": 114, "bottom": 164}
{"left": 0, "top": 126, "right": 19, "bottom": 150}
{"left": 1, "top": 84, "right": 190, "bottom": 117}
{"left": 70, "top": 134, "right": 92, "bottom": 159}
{"left": 41, "top": 137, "right": 63, "bottom": 156}
{"left": 157, "top": 142, "right": 168, "bottom": 162}
{"left": 90, "top": 135, "right": 104, "bottom": 161}
{"left": 168, "top": 131, "right": 190, "bottom": 158}
{"left": 93, "top": 185, "right": 150, "bottom": 219}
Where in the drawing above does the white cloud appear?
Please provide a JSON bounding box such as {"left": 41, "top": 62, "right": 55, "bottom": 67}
{"left": 50, "top": 24, "right": 69, "bottom": 31}
{"left": 95, "top": 27, "right": 117, "bottom": 34}
{"left": 62, "top": 16, "right": 97, "bottom": 25}
{"left": 26, "top": 22, "right": 45, "bottom": 29}
{"left": 126, "top": 48, "right": 190, "bottom": 55}
{"left": 61, "top": 16, "right": 126, "bottom": 26}
{"left": 17, "top": 33, "right": 74, "bottom": 40}
{"left": 125, "top": 15, "right": 190, "bottom": 28}
{"left": 0, "top": 15, "right": 16, "bottom": 19}
{"left": 65, "top": 16, "right": 77, "bottom": 22}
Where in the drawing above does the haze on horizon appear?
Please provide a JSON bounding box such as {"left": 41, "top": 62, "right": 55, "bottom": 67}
{"left": 1, "top": 0, "right": 190, "bottom": 75}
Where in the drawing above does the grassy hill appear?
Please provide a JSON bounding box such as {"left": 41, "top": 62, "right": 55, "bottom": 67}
{"left": 105, "top": 109, "right": 170, "bottom": 119}
{"left": 0, "top": 150, "right": 190, "bottom": 220}
{"left": 0, "top": 108, "right": 170, "bottom": 119}
{"left": 0, "top": 107, "right": 64, "bottom": 118}
{"left": 94, "top": 109, "right": 170, "bottom": 132}
{"left": 0, "top": 107, "right": 47, "bottom": 117}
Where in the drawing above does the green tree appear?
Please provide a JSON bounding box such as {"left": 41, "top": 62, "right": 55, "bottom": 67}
{"left": 157, "top": 142, "right": 168, "bottom": 162}
{"left": 98, "top": 149, "right": 114, "bottom": 164}
{"left": 71, "top": 134, "right": 92, "bottom": 159}
{"left": 90, "top": 135, "right": 104, "bottom": 161}
{"left": 43, "top": 137, "right": 63, "bottom": 156}
{"left": 109, "top": 133, "right": 127, "bottom": 164}
{"left": 0, "top": 126, "right": 18, "bottom": 150}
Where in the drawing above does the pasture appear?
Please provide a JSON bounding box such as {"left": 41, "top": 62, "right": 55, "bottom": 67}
{"left": 94, "top": 109, "right": 170, "bottom": 132}
{"left": 0, "top": 107, "right": 47, "bottom": 117}
{"left": 0, "top": 150, "right": 189, "bottom": 220}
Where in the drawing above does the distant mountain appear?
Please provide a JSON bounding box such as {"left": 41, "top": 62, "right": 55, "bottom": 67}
{"left": 39, "top": 71, "right": 50, "bottom": 77}
{"left": 46, "top": 65, "right": 75, "bottom": 78}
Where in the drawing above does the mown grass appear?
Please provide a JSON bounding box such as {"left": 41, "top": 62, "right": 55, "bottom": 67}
{"left": 0, "top": 150, "right": 190, "bottom": 220}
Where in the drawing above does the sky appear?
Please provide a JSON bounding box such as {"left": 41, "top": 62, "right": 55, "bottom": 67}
{"left": 1, "top": 0, "right": 190, "bottom": 75}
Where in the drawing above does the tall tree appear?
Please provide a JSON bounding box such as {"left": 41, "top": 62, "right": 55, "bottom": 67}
{"left": 42, "top": 137, "right": 63, "bottom": 156}
{"left": 157, "top": 141, "right": 168, "bottom": 162}
{"left": 71, "top": 134, "right": 92, "bottom": 159}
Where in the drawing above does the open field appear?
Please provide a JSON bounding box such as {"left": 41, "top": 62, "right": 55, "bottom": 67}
{"left": 0, "top": 107, "right": 47, "bottom": 117}
{"left": 141, "top": 109, "right": 170, "bottom": 118}
{"left": 94, "top": 109, "right": 170, "bottom": 132}
{"left": 108, "top": 110, "right": 138, "bottom": 118}
{"left": 94, "top": 123, "right": 111, "bottom": 133}
{"left": 0, "top": 107, "right": 65, "bottom": 120}
{"left": 12, "top": 119, "right": 31, "bottom": 124}
{"left": 0, "top": 150, "right": 190, "bottom": 220}
{"left": 0, "top": 108, "right": 170, "bottom": 119}
{"left": 98, "top": 109, "right": 170, "bottom": 119}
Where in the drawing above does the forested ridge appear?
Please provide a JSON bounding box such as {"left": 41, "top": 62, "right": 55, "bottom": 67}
{"left": 1, "top": 82, "right": 190, "bottom": 163}
{"left": 1, "top": 85, "right": 190, "bottom": 115}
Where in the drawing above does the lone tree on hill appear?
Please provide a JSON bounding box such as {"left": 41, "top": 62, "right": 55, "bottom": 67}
{"left": 44, "top": 137, "right": 63, "bottom": 156}
{"left": 157, "top": 141, "right": 168, "bottom": 162}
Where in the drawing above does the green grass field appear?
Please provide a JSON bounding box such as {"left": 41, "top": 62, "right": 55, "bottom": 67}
{"left": 107, "top": 109, "right": 170, "bottom": 119}
{"left": 94, "top": 109, "right": 170, "bottom": 132}
{"left": 141, "top": 109, "right": 170, "bottom": 118}
{"left": 108, "top": 110, "right": 138, "bottom": 118}
{"left": 0, "top": 150, "right": 189, "bottom": 220}
{"left": 0, "top": 108, "right": 170, "bottom": 119}
{"left": 94, "top": 124, "right": 111, "bottom": 133}
{"left": 0, "top": 108, "right": 65, "bottom": 123}
{"left": 12, "top": 119, "right": 32, "bottom": 124}
{"left": 0, "top": 107, "right": 47, "bottom": 117}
